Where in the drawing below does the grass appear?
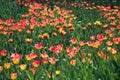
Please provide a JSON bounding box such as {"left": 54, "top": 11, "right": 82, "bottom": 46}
{"left": 0, "top": 0, "right": 120, "bottom": 80}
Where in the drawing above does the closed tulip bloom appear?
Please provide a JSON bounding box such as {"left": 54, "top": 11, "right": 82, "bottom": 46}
{"left": 52, "top": 32, "right": 57, "bottom": 37}
{"left": 32, "top": 60, "right": 40, "bottom": 67}
{"left": 49, "top": 57, "right": 57, "bottom": 64}
{"left": 55, "top": 70, "right": 61, "bottom": 75}
{"left": 113, "top": 38, "right": 119, "bottom": 44}
{"left": 42, "top": 58, "right": 48, "bottom": 64}
{"left": 106, "top": 41, "right": 113, "bottom": 46}
{"left": 70, "top": 38, "right": 77, "bottom": 44}
{"left": 70, "top": 59, "right": 76, "bottom": 66}
{"left": 79, "top": 40, "right": 85, "bottom": 46}
{"left": 19, "top": 64, "right": 27, "bottom": 70}
{"left": 30, "top": 67, "right": 36, "bottom": 75}
{"left": 40, "top": 52, "right": 48, "bottom": 58}
{"left": 4, "top": 63, "right": 11, "bottom": 69}
{"left": 8, "top": 39, "right": 14, "bottom": 43}
{"left": 43, "top": 33, "right": 49, "bottom": 39}
{"left": 11, "top": 52, "right": 22, "bottom": 65}
{"left": 34, "top": 43, "right": 43, "bottom": 49}
{"left": 10, "top": 73, "right": 17, "bottom": 80}
{"left": 0, "top": 50, "right": 7, "bottom": 56}
{"left": 26, "top": 38, "right": 32, "bottom": 43}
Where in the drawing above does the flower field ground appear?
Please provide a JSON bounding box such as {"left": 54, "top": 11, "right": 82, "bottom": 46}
{"left": 0, "top": 0, "right": 120, "bottom": 80}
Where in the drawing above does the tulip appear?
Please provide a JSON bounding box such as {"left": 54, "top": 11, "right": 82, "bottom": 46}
{"left": 102, "top": 24, "right": 108, "bottom": 28}
{"left": 69, "top": 27, "right": 75, "bottom": 31}
{"left": 34, "top": 43, "right": 43, "bottom": 49}
{"left": 111, "top": 48, "right": 117, "bottom": 55}
{"left": 52, "top": 32, "right": 57, "bottom": 37}
{"left": 8, "top": 39, "right": 14, "bottom": 43}
{"left": 90, "top": 36, "right": 96, "bottom": 40}
{"left": 4, "top": 63, "right": 11, "bottom": 69}
{"left": 70, "top": 59, "right": 76, "bottom": 66}
{"left": 55, "top": 70, "right": 60, "bottom": 75}
{"left": 26, "top": 38, "right": 32, "bottom": 43}
{"left": 87, "top": 22, "right": 92, "bottom": 27}
{"left": 32, "top": 60, "right": 40, "bottom": 67}
{"left": 79, "top": 40, "right": 85, "bottom": 46}
{"left": 82, "top": 27, "right": 86, "bottom": 32}
{"left": 109, "top": 33, "right": 114, "bottom": 38}
{"left": 68, "top": 50, "right": 76, "bottom": 58}
{"left": 66, "top": 47, "right": 71, "bottom": 53}
{"left": 38, "top": 34, "right": 43, "bottom": 39}
{"left": 47, "top": 73, "right": 51, "bottom": 78}
{"left": 60, "top": 30, "right": 66, "bottom": 36}
{"left": 12, "top": 57, "right": 20, "bottom": 64}
{"left": 19, "top": 64, "right": 27, "bottom": 71}
{"left": 26, "top": 52, "right": 38, "bottom": 61}
{"left": 40, "top": 52, "right": 48, "bottom": 58}
{"left": 81, "top": 53, "right": 86, "bottom": 57}
{"left": 42, "top": 58, "right": 48, "bottom": 64}
{"left": 43, "top": 33, "right": 49, "bottom": 39}
{"left": 87, "top": 41, "right": 93, "bottom": 46}
{"left": 10, "top": 73, "right": 17, "bottom": 80}
{"left": 30, "top": 67, "right": 36, "bottom": 75}
{"left": 0, "top": 66, "right": 3, "bottom": 72}
{"left": 11, "top": 52, "right": 22, "bottom": 65}
{"left": 49, "top": 44, "right": 63, "bottom": 54}
{"left": 106, "top": 41, "right": 113, "bottom": 46}
{"left": 49, "top": 57, "right": 57, "bottom": 64}
{"left": 105, "top": 30, "right": 111, "bottom": 34}
{"left": 0, "top": 50, "right": 7, "bottom": 56}
{"left": 113, "top": 38, "right": 119, "bottom": 44}
{"left": 70, "top": 38, "right": 77, "bottom": 44}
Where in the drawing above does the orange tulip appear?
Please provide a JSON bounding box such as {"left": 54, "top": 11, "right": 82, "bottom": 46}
{"left": 105, "top": 30, "right": 111, "bottom": 34}
{"left": 26, "top": 38, "right": 32, "bottom": 43}
{"left": 10, "top": 73, "right": 17, "bottom": 80}
{"left": 87, "top": 41, "right": 93, "bottom": 46}
{"left": 60, "top": 30, "right": 66, "bottom": 36}
{"left": 52, "top": 32, "right": 57, "bottom": 37}
{"left": 70, "top": 59, "right": 76, "bottom": 66}
{"left": 4, "top": 63, "right": 11, "bottom": 69}
{"left": 30, "top": 67, "right": 36, "bottom": 75}
{"left": 43, "top": 33, "right": 49, "bottom": 39}
{"left": 8, "top": 39, "right": 14, "bottom": 43}
{"left": 32, "top": 60, "right": 40, "bottom": 67}
{"left": 111, "top": 48, "right": 117, "bottom": 55}
{"left": 38, "top": 34, "right": 43, "bottom": 39}
{"left": 106, "top": 41, "right": 113, "bottom": 46}
{"left": 26, "top": 52, "right": 38, "bottom": 61}
{"left": 0, "top": 66, "right": 3, "bottom": 72}
{"left": 109, "top": 33, "right": 114, "bottom": 38}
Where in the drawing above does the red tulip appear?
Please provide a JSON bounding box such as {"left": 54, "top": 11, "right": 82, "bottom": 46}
{"left": 34, "top": 43, "right": 43, "bottom": 49}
